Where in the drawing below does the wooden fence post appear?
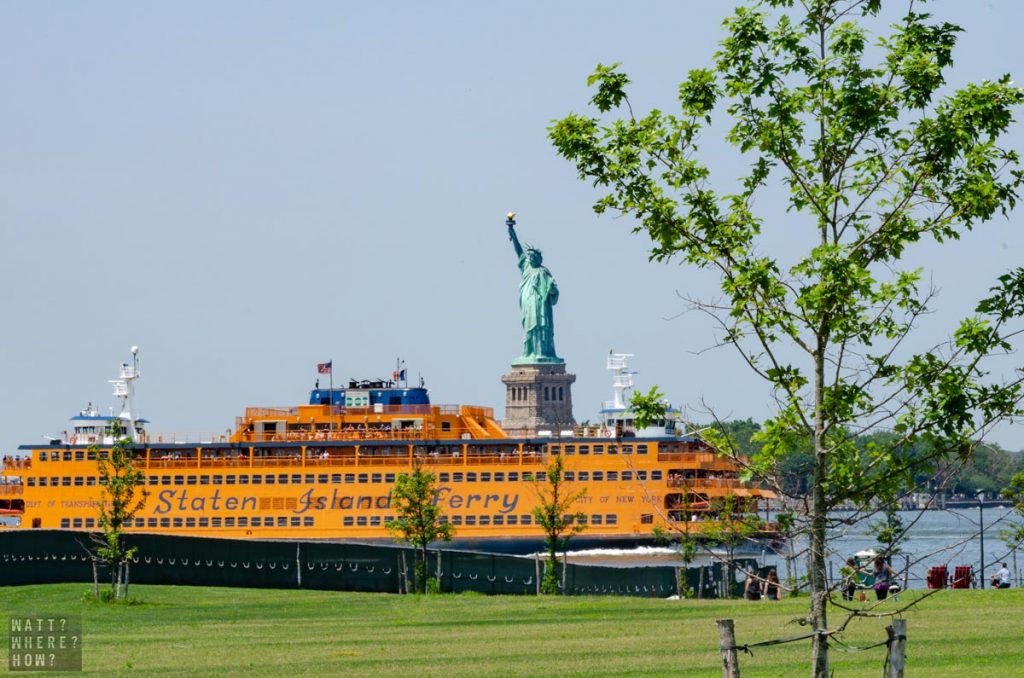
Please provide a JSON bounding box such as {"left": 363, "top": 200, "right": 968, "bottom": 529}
{"left": 534, "top": 553, "right": 541, "bottom": 595}
{"left": 886, "top": 619, "right": 907, "bottom": 678}
{"left": 716, "top": 619, "right": 741, "bottom": 678}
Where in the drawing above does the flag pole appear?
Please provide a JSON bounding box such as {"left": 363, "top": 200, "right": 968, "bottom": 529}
{"left": 329, "top": 359, "right": 334, "bottom": 435}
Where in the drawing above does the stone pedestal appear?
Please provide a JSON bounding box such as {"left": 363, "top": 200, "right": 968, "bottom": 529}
{"left": 501, "top": 362, "right": 576, "bottom": 437}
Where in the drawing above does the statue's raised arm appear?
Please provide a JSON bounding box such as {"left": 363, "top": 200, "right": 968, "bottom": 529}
{"left": 507, "top": 212, "right": 524, "bottom": 260}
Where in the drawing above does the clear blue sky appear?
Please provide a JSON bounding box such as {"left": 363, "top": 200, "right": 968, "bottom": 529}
{"left": 3, "top": 1, "right": 1024, "bottom": 455}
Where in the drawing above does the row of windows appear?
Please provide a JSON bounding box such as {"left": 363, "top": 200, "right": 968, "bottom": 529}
{"left": 29, "top": 469, "right": 663, "bottom": 488}
{"left": 58, "top": 513, "right": 622, "bottom": 530}
{"left": 551, "top": 444, "right": 648, "bottom": 456}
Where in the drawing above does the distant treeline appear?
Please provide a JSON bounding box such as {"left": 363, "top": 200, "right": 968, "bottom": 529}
{"left": 707, "top": 419, "right": 1024, "bottom": 498}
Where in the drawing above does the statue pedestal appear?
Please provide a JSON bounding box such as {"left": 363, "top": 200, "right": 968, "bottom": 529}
{"left": 501, "top": 362, "right": 576, "bottom": 437}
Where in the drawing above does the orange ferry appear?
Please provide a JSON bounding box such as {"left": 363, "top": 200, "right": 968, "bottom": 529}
{"left": 0, "top": 349, "right": 774, "bottom": 553}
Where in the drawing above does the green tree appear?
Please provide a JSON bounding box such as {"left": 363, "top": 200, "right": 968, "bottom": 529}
{"left": 386, "top": 462, "right": 455, "bottom": 594}
{"left": 551, "top": 2, "right": 1024, "bottom": 674}
{"left": 90, "top": 425, "right": 147, "bottom": 601}
{"left": 532, "top": 454, "right": 586, "bottom": 594}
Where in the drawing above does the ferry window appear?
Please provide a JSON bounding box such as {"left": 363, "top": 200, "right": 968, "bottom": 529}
{"left": 238, "top": 517, "right": 248, "bottom": 527}
{"left": 439, "top": 473, "right": 450, "bottom": 482}
{"left": 636, "top": 471, "right": 648, "bottom": 481}
{"left": 371, "top": 473, "right": 382, "bottom": 483}
{"left": 266, "top": 475, "right": 276, "bottom": 485}
{"left": 160, "top": 518, "right": 170, "bottom": 528}
{"left": 593, "top": 445, "right": 604, "bottom": 455}
{"left": 63, "top": 451, "right": 72, "bottom": 461}
{"left": 343, "top": 517, "right": 354, "bottom": 526}
{"left": 564, "top": 471, "right": 575, "bottom": 481}
{"left": 331, "top": 474, "right": 342, "bottom": 484}
{"left": 131, "top": 518, "right": 142, "bottom": 527}
{"left": 212, "top": 517, "right": 222, "bottom": 528}
{"left": 172, "top": 517, "right": 182, "bottom": 527}
{"left": 250, "top": 517, "right": 261, "bottom": 527}
{"left": 98, "top": 451, "right": 109, "bottom": 460}
{"left": 358, "top": 473, "right": 368, "bottom": 484}
{"left": 291, "top": 474, "right": 301, "bottom": 484}
{"left": 465, "top": 516, "right": 477, "bottom": 526}
{"left": 252, "top": 475, "right": 263, "bottom": 485}
{"left": 37, "top": 477, "right": 47, "bottom": 487}
{"left": 592, "top": 471, "right": 604, "bottom": 481}
{"left": 622, "top": 445, "right": 634, "bottom": 455}
{"left": 303, "top": 517, "right": 314, "bottom": 527}
{"left": 61, "top": 477, "right": 71, "bottom": 487}
{"left": 88, "top": 450, "right": 97, "bottom": 460}
{"left": 213, "top": 475, "right": 224, "bottom": 485}
{"left": 522, "top": 472, "right": 534, "bottom": 482}
{"left": 146, "top": 476, "right": 158, "bottom": 486}
{"left": 564, "top": 445, "right": 575, "bottom": 455}
{"left": 74, "top": 451, "right": 84, "bottom": 461}
{"left": 591, "top": 514, "right": 603, "bottom": 525}
{"left": 38, "top": 452, "right": 48, "bottom": 461}
{"left": 304, "top": 474, "right": 314, "bottom": 484}
{"left": 226, "top": 475, "right": 236, "bottom": 485}
{"left": 520, "top": 515, "right": 532, "bottom": 526}
{"left": 450, "top": 516, "right": 463, "bottom": 526}
{"left": 277, "top": 474, "right": 289, "bottom": 484}
{"left": 147, "top": 518, "right": 157, "bottom": 528}
{"left": 317, "top": 474, "right": 327, "bottom": 484}
{"left": 186, "top": 517, "right": 196, "bottom": 528}
{"left": 82, "top": 518, "right": 94, "bottom": 528}
{"left": 481, "top": 472, "right": 491, "bottom": 482}
{"left": 345, "top": 474, "right": 355, "bottom": 484}
{"left": 549, "top": 445, "right": 560, "bottom": 455}
{"left": 467, "top": 473, "right": 477, "bottom": 482}
{"left": 479, "top": 515, "right": 490, "bottom": 526}
{"left": 578, "top": 445, "right": 589, "bottom": 456}
{"left": 577, "top": 472, "right": 589, "bottom": 481}
{"left": 186, "top": 475, "right": 197, "bottom": 485}
{"left": 651, "top": 470, "right": 663, "bottom": 481}
{"left": 385, "top": 473, "right": 395, "bottom": 483}
{"left": 72, "top": 518, "right": 83, "bottom": 528}
{"left": 369, "top": 516, "right": 381, "bottom": 527}
{"left": 439, "top": 516, "right": 449, "bottom": 525}
{"left": 239, "top": 474, "right": 250, "bottom": 485}
{"left": 493, "top": 515, "right": 504, "bottom": 526}
{"left": 200, "top": 476, "right": 210, "bottom": 485}
{"left": 640, "top": 513, "right": 653, "bottom": 524}
{"left": 51, "top": 476, "right": 60, "bottom": 486}
{"left": 622, "top": 471, "right": 633, "bottom": 481}
{"left": 61, "top": 518, "right": 70, "bottom": 528}
{"left": 606, "top": 514, "right": 618, "bottom": 525}
{"left": 576, "top": 514, "right": 587, "bottom": 525}
{"left": 562, "top": 514, "right": 574, "bottom": 525}
{"left": 290, "top": 517, "right": 300, "bottom": 527}
{"left": 356, "top": 516, "right": 367, "bottom": 526}
{"left": 494, "top": 472, "right": 505, "bottom": 482}
{"left": 225, "top": 518, "right": 235, "bottom": 527}
{"left": 74, "top": 477, "right": 84, "bottom": 486}
{"left": 27, "top": 477, "right": 35, "bottom": 487}
{"left": 453, "top": 473, "right": 463, "bottom": 483}
{"left": 607, "top": 471, "right": 619, "bottom": 481}
{"left": 199, "top": 517, "right": 210, "bottom": 527}
{"left": 507, "top": 515, "right": 518, "bottom": 526}
{"left": 508, "top": 472, "right": 519, "bottom": 482}
{"left": 607, "top": 445, "right": 618, "bottom": 455}
{"left": 637, "top": 444, "right": 648, "bottom": 455}
{"left": 277, "top": 517, "right": 287, "bottom": 527}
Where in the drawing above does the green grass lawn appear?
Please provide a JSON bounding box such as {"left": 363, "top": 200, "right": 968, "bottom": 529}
{"left": 2, "top": 584, "right": 1022, "bottom": 676}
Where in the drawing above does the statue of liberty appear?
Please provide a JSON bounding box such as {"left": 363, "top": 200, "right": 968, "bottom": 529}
{"left": 506, "top": 213, "right": 562, "bottom": 364}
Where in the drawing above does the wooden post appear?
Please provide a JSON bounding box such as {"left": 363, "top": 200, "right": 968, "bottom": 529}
{"left": 903, "top": 554, "right": 910, "bottom": 591}
{"left": 534, "top": 553, "right": 541, "bottom": 595}
{"left": 697, "top": 565, "right": 705, "bottom": 599}
{"left": 886, "top": 619, "right": 906, "bottom": 678}
{"left": 716, "top": 619, "right": 741, "bottom": 678}
{"left": 295, "top": 543, "right": 302, "bottom": 588}
{"left": 400, "top": 551, "right": 408, "bottom": 594}
{"left": 675, "top": 567, "right": 682, "bottom": 599}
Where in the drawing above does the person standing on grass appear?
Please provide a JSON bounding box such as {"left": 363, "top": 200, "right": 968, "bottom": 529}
{"left": 744, "top": 572, "right": 761, "bottom": 600}
{"left": 872, "top": 556, "right": 897, "bottom": 600}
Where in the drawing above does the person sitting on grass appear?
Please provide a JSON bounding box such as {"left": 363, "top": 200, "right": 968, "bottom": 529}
{"left": 762, "top": 569, "right": 781, "bottom": 600}
{"left": 841, "top": 557, "right": 867, "bottom": 601}
{"left": 991, "top": 563, "right": 1012, "bottom": 589}
{"left": 872, "top": 556, "right": 898, "bottom": 600}
{"left": 743, "top": 572, "right": 761, "bottom": 601}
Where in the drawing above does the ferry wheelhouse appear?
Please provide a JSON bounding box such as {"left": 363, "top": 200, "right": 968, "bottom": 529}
{"left": 0, "top": 349, "right": 774, "bottom": 552}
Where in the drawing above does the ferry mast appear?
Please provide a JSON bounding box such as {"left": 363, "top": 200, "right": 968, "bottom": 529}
{"left": 109, "top": 346, "right": 141, "bottom": 442}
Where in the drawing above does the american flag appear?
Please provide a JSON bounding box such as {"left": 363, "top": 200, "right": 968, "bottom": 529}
{"left": 317, "top": 361, "right": 332, "bottom": 374}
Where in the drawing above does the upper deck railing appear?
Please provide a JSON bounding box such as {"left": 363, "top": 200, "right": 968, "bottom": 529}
{"left": 0, "top": 485, "right": 24, "bottom": 496}
{"left": 2, "top": 458, "right": 31, "bottom": 471}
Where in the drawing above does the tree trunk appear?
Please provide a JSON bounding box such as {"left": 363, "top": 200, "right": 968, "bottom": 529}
{"left": 124, "top": 560, "right": 131, "bottom": 600}
{"left": 810, "top": 345, "right": 829, "bottom": 677}
{"left": 92, "top": 559, "right": 99, "bottom": 600}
